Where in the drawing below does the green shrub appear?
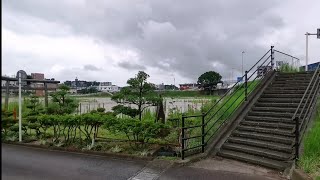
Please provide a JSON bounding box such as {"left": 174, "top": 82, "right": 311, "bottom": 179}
{"left": 107, "top": 118, "right": 170, "bottom": 148}
{"left": 97, "top": 108, "right": 105, "bottom": 113}
{"left": 278, "top": 63, "right": 299, "bottom": 72}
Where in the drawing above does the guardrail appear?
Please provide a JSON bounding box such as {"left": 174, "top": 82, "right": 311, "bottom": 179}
{"left": 181, "top": 46, "right": 279, "bottom": 159}
{"left": 293, "top": 62, "right": 320, "bottom": 160}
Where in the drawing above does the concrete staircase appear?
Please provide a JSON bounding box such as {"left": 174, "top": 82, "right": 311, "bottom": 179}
{"left": 218, "top": 72, "right": 315, "bottom": 170}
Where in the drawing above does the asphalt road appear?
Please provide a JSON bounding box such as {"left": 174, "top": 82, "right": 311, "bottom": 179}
{"left": 2, "top": 144, "right": 147, "bottom": 180}
{"left": 2, "top": 144, "right": 280, "bottom": 180}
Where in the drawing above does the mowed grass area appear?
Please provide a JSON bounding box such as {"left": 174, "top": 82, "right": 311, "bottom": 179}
{"left": 299, "top": 98, "right": 320, "bottom": 179}
{"left": 183, "top": 80, "right": 261, "bottom": 152}
{"left": 160, "top": 90, "right": 215, "bottom": 98}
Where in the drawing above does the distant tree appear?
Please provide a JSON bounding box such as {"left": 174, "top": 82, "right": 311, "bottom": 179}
{"left": 112, "top": 71, "right": 161, "bottom": 121}
{"left": 48, "top": 84, "right": 79, "bottom": 114}
{"left": 64, "top": 81, "right": 72, "bottom": 87}
{"left": 79, "top": 87, "right": 98, "bottom": 94}
{"left": 197, "top": 71, "right": 222, "bottom": 94}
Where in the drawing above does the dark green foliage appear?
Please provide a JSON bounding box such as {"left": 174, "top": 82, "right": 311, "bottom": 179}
{"left": 96, "top": 107, "right": 105, "bottom": 113}
{"left": 9, "top": 124, "right": 20, "bottom": 132}
{"left": 106, "top": 117, "right": 170, "bottom": 148}
{"left": 1, "top": 109, "right": 16, "bottom": 135}
{"left": 48, "top": 84, "right": 79, "bottom": 114}
{"left": 112, "top": 71, "right": 161, "bottom": 121}
{"left": 197, "top": 71, "right": 222, "bottom": 94}
{"left": 78, "top": 87, "right": 98, "bottom": 94}
{"left": 112, "top": 105, "right": 139, "bottom": 118}
{"left": 278, "top": 63, "right": 299, "bottom": 73}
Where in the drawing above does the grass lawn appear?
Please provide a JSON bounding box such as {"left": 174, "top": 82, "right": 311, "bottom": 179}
{"left": 299, "top": 98, "right": 320, "bottom": 179}
{"left": 160, "top": 90, "right": 216, "bottom": 98}
{"left": 182, "top": 80, "right": 261, "bottom": 153}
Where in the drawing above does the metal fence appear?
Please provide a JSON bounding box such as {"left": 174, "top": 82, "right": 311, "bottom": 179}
{"left": 180, "top": 46, "right": 302, "bottom": 159}
{"left": 293, "top": 62, "right": 320, "bottom": 160}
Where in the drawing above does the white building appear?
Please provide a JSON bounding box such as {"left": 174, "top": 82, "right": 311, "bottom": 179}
{"left": 98, "top": 82, "right": 120, "bottom": 93}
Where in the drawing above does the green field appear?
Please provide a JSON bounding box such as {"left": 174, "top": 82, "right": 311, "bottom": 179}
{"left": 159, "top": 90, "right": 215, "bottom": 98}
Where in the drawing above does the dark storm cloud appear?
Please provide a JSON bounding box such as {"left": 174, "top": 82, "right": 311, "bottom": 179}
{"left": 3, "top": 0, "right": 286, "bottom": 80}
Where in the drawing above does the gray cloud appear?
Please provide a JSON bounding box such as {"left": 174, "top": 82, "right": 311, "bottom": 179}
{"left": 118, "top": 61, "right": 146, "bottom": 70}
{"left": 83, "top": 64, "right": 101, "bottom": 71}
{"left": 2, "top": 0, "right": 319, "bottom": 84}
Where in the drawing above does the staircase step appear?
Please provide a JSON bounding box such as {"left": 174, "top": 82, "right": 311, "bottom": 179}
{"left": 227, "top": 137, "right": 293, "bottom": 153}
{"left": 251, "top": 107, "right": 303, "bottom": 113}
{"left": 232, "top": 130, "right": 294, "bottom": 145}
{"left": 258, "top": 98, "right": 304, "bottom": 103}
{"left": 275, "top": 77, "right": 312, "bottom": 81}
{"left": 263, "top": 90, "right": 308, "bottom": 94}
{"left": 237, "top": 125, "right": 294, "bottom": 137}
{"left": 240, "top": 120, "right": 295, "bottom": 130}
{"left": 245, "top": 115, "right": 295, "bottom": 124}
{"left": 248, "top": 111, "right": 294, "bottom": 118}
{"left": 254, "top": 102, "right": 301, "bottom": 108}
{"left": 278, "top": 72, "right": 313, "bottom": 76}
{"left": 266, "top": 86, "right": 308, "bottom": 91}
{"left": 272, "top": 80, "right": 311, "bottom": 85}
{"left": 270, "top": 84, "right": 309, "bottom": 88}
{"left": 218, "top": 150, "right": 290, "bottom": 170}
{"left": 261, "top": 94, "right": 304, "bottom": 98}
{"left": 222, "top": 143, "right": 293, "bottom": 161}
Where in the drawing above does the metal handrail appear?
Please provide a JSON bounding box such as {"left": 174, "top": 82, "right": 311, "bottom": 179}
{"left": 180, "top": 46, "right": 276, "bottom": 159}
{"left": 274, "top": 50, "right": 300, "bottom": 60}
{"left": 293, "top": 62, "right": 320, "bottom": 160}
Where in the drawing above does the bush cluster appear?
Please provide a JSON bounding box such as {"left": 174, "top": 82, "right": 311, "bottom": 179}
{"left": 2, "top": 108, "right": 169, "bottom": 148}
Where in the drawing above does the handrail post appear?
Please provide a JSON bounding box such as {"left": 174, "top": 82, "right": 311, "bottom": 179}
{"left": 201, "top": 113, "right": 205, "bottom": 153}
{"left": 271, "top": 46, "right": 275, "bottom": 69}
{"left": 245, "top": 71, "right": 248, "bottom": 101}
{"left": 181, "top": 115, "right": 185, "bottom": 160}
{"left": 295, "top": 117, "right": 300, "bottom": 160}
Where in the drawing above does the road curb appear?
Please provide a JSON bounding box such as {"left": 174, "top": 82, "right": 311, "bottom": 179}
{"left": 3, "top": 142, "right": 154, "bottom": 161}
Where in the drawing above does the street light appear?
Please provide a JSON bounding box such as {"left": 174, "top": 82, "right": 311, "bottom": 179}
{"left": 305, "top": 29, "right": 320, "bottom": 71}
{"left": 242, "top": 51, "right": 245, "bottom": 78}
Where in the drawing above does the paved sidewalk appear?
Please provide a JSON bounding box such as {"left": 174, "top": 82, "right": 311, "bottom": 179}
{"left": 158, "top": 157, "right": 286, "bottom": 180}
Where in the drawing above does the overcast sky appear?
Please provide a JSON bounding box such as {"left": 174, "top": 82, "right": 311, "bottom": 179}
{"left": 2, "top": 0, "right": 320, "bottom": 86}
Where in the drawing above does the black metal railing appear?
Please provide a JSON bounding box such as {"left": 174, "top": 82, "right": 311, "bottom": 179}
{"left": 181, "top": 46, "right": 279, "bottom": 159}
{"left": 274, "top": 50, "right": 301, "bottom": 71}
{"left": 293, "top": 62, "right": 320, "bottom": 160}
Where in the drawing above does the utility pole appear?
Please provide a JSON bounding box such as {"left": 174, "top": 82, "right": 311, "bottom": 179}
{"left": 305, "top": 29, "right": 320, "bottom": 71}
{"left": 18, "top": 71, "right": 22, "bottom": 142}
{"left": 242, "top": 51, "right": 245, "bottom": 79}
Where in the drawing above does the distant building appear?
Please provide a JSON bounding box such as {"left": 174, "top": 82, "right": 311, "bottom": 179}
{"left": 1, "top": 77, "right": 16, "bottom": 94}
{"left": 300, "top": 62, "right": 320, "bottom": 71}
{"left": 156, "top": 83, "right": 165, "bottom": 90}
{"left": 69, "top": 88, "right": 77, "bottom": 94}
{"left": 179, "top": 83, "right": 199, "bottom": 91}
{"left": 98, "top": 82, "right": 120, "bottom": 92}
{"left": 31, "top": 73, "right": 44, "bottom": 80}
{"left": 31, "top": 73, "right": 45, "bottom": 96}
{"left": 63, "top": 78, "right": 120, "bottom": 93}
{"left": 100, "top": 82, "right": 112, "bottom": 86}
{"left": 156, "top": 83, "right": 178, "bottom": 91}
